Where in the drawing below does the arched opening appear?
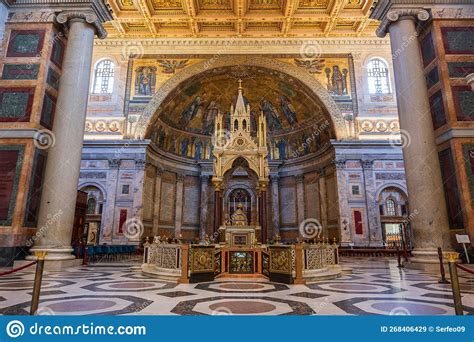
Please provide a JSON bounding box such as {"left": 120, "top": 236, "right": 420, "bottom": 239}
{"left": 141, "top": 57, "right": 344, "bottom": 243}
{"left": 378, "top": 187, "right": 410, "bottom": 249}
{"left": 80, "top": 185, "right": 105, "bottom": 246}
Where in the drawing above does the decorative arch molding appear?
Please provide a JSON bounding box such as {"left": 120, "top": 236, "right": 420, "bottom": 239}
{"left": 78, "top": 181, "right": 108, "bottom": 200}
{"left": 133, "top": 55, "right": 348, "bottom": 140}
{"left": 375, "top": 183, "right": 408, "bottom": 201}
{"left": 222, "top": 156, "right": 260, "bottom": 180}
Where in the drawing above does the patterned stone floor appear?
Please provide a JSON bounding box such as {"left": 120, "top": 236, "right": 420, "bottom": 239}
{"left": 0, "top": 258, "right": 473, "bottom": 315}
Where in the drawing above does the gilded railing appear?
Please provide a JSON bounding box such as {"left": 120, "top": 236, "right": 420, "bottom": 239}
{"left": 143, "top": 242, "right": 181, "bottom": 270}
{"left": 303, "top": 241, "right": 339, "bottom": 271}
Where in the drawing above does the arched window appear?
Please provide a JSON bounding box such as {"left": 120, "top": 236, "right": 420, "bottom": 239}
{"left": 386, "top": 199, "right": 396, "bottom": 216}
{"left": 92, "top": 59, "right": 115, "bottom": 94}
{"left": 87, "top": 197, "right": 96, "bottom": 215}
{"left": 367, "top": 58, "right": 390, "bottom": 94}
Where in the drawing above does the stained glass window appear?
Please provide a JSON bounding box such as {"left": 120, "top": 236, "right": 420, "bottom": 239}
{"left": 367, "top": 58, "right": 390, "bottom": 94}
{"left": 92, "top": 59, "right": 115, "bottom": 94}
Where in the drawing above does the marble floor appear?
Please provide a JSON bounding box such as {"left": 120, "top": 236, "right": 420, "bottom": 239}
{"left": 0, "top": 258, "right": 473, "bottom": 315}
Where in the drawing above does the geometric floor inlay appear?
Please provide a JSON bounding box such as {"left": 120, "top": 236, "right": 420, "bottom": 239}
{"left": 0, "top": 257, "right": 472, "bottom": 315}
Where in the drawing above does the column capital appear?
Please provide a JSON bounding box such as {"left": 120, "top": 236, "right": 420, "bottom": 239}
{"left": 270, "top": 174, "right": 280, "bottom": 182}
{"left": 334, "top": 159, "right": 346, "bottom": 170}
{"left": 135, "top": 159, "right": 146, "bottom": 170}
{"left": 361, "top": 159, "right": 374, "bottom": 170}
{"left": 108, "top": 158, "right": 121, "bottom": 169}
{"left": 156, "top": 166, "right": 164, "bottom": 177}
{"left": 56, "top": 11, "right": 108, "bottom": 39}
{"left": 176, "top": 173, "right": 186, "bottom": 182}
{"left": 375, "top": 8, "right": 430, "bottom": 38}
{"left": 295, "top": 174, "right": 304, "bottom": 183}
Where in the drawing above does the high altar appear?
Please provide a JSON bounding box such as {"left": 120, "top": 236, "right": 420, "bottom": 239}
{"left": 211, "top": 80, "right": 269, "bottom": 247}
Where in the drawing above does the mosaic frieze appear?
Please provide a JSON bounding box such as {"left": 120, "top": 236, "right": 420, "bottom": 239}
{"left": 442, "top": 27, "right": 474, "bottom": 54}
{"left": 375, "top": 173, "right": 404, "bottom": 181}
{"left": 452, "top": 86, "right": 474, "bottom": 122}
{"left": 358, "top": 119, "right": 399, "bottom": 133}
{"left": 7, "top": 30, "right": 45, "bottom": 57}
{"left": 438, "top": 148, "right": 464, "bottom": 229}
{"left": 428, "top": 90, "right": 447, "bottom": 130}
{"left": 40, "top": 93, "right": 56, "bottom": 129}
{"left": 0, "top": 146, "right": 25, "bottom": 226}
{"left": 1, "top": 64, "right": 39, "bottom": 80}
{"left": 448, "top": 62, "right": 474, "bottom": 78}
{"left": 0, "top": 88, "right": 35, "bottom": 122}
{"left": 50, "top": 37, "right": 65, "bottom": 68}
{"left": 85, "top": 119, "right": 123, "bottom": 134}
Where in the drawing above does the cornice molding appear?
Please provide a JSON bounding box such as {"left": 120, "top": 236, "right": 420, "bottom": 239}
{"left": 93, "top": 38, "right": 391, "bottom": 48}
{"left": 2, "top": 0, "right": 113, "bottom": 22}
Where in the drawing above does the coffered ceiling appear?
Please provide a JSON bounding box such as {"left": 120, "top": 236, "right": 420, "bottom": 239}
{"left": 105, "top": 0, "right": 379, "bottom": 38}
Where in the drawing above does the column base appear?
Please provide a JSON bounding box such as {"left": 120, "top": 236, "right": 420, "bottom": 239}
{"left": 405, "top": 249, "right": 454, "bottom": 272}
{"left": 26, "top": 247, "right": 75, "bottom": 261}
{"left": 15, "top": 258, "right": 82, "bottom": 271}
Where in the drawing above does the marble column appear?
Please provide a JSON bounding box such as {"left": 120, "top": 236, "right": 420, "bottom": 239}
{"left": 270, "top": 175, "right": 280, "bottom": 239}
{"left": 376, "top": 9, "right": 451, "bottom": 265}
{"left": 102, "top": 159, "right": 120, "bottom": 243}
{"left": 318, "top": 169, "right": 328, "bottom": 237}
{"left": 295, "top": 174, "right": 305, "bottom": 226}
{"left": 361, "top": 160, "right": 382, "bottom": 246}
{"left": 199, "top": 175, "right": 210, "bottom": 241}
{"left": 335, "top": 160, "right": 352, "bottom": 245}
{"left": 152, "top": 167, "right": 163, "bottom": 236}
{"left": 131, "top": 159, "right": 145, "bottom": 241}
{"left": 212, "top": 181, "right": 223, "bottom": 236}
{"left": 29, "top": 12, "right": 107, "bottom": 262}
{"left": 174, "top": 174, "right": 185, "bottom": 238}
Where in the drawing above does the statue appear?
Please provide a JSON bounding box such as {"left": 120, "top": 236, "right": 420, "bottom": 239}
{"left": 231, "top": 203, "right": 248, "bottom": 226}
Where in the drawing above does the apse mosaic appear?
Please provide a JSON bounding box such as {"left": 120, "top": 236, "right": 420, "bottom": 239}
{"left": 128, "top": 55, "right": 354, "bottom": 161}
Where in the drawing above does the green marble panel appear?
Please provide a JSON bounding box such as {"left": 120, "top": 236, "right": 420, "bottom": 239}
{"left": 1, "top": 64, "right": 39, "bottom": 80}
